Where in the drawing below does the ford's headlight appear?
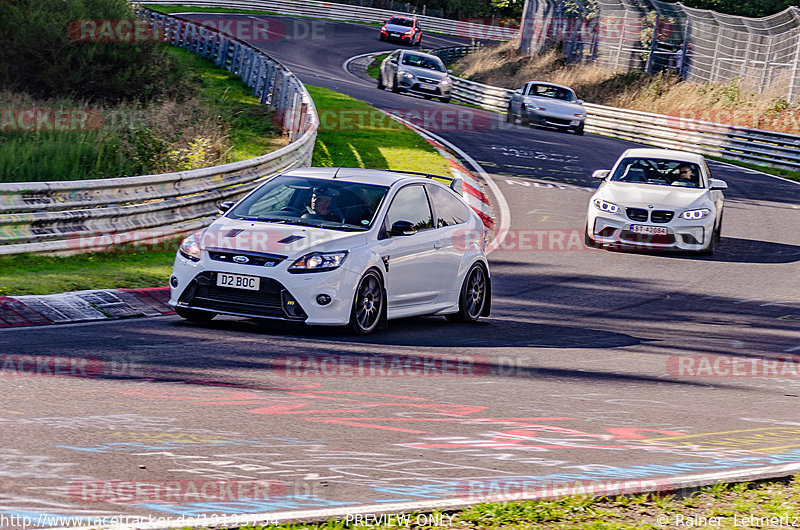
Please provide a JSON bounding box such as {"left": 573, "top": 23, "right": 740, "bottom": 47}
{"left": 288, "top": 251, "right": 348, "bottom": 273}
{"left": 593, "top": 199, "right": 620, "bottom": 214}
{"left": 400, "top": 71, "right": 414, "bottom": 79}
{"left": 441, "top": 78, "right": 452, "bottom": 85}
{"left": 179, "top": 229, "right": 205, "bottom": 261}
{"left": 680, "top": 208, "right": 710, "bottom": 220}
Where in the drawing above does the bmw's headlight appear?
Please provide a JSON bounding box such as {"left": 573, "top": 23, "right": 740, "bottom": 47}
{"left": 179, "top": 229, "right": 206, "bottom": 261}
{"left": 680, "top": 208, "right": 710, "bottom": 220}
{"left": 400, "top": 71, "right": 414, "bottom": 79}
{"left": 593, "top": 199, "right": 620, "bottom": 214}
{"left": 288, "top": 251, "right": 348, "bottom": 273}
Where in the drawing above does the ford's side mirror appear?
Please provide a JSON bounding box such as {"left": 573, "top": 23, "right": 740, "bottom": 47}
{"left": 592, "top": 169, "right": 610, "bottom": 180}
{"left": 576, "top": 99, "right": 584, "bottom": 105}
{"left": 218, "top": 201, "right": 234, "bottom": 213}
{"left": 390, "top": 220, "right": 417, "bottom": 236}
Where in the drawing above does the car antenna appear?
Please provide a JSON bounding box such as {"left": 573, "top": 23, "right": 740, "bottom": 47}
{"left": 332, "top": 165, "right": 343, "bottom": 179}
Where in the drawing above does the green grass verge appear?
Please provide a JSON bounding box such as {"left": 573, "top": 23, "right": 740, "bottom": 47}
{"left": 366, "top": 54, "right": 390, "bottom": 80}
{"left": 0, "top": 45, "right": 283, "bottom": 183}
{"left": 167, "top": 46, "right": 286, "bottom": 161}
{"left": 224, "top": 475, "right": 800, "bottom": 529}
{"left": 306, "top": 85, "right": 451, "bottom": 175}
{"left": 0, "top": 243, "right": 180, "bottom": 296}
{"left": 706, "top": 154, "right": 800, "bottom": 183}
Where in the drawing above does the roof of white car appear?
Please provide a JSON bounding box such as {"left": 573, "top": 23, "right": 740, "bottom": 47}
{"left": 621, "top": 148, "right": 705, "bottom": 164}
{"left": 281, "top": 167, "right": 444, "bottom": 187}
{"left": 524, "top": 81, "right": 575, "bottom": 92}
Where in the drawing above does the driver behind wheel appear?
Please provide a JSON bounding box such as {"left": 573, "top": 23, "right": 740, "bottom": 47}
{"left": 304, "top": 187, "right": 344, "bottom": 222}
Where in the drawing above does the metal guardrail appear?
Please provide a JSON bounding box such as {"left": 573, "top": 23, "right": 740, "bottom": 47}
{"left": 141, "top": 0, "right": 507, "bottom": 39}
{"left": 0, "top": 8, "right": 318, "bottom": 256}
{"left": 430, "top": 46, "right": 800, "bottom": 172}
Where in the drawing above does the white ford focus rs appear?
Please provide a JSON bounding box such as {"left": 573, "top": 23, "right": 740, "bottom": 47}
{"left": 585, "top": 148, "right": 728, "bottom": 254}
{"left": 169, "top": 167, "right": 491, "bottom": 334}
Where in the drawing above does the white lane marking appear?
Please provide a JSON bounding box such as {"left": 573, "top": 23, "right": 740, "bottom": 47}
{"left": 785, "top": 345, "right": 800, "bottom": 352}
{"left": 45, "top": 463, "right": 800, "bottom": 530}
{"left": 711, "top": 160, "right": 800, "bottom": 187}
{"left": 342, "top": 51, "right": 382, "bottom": 76}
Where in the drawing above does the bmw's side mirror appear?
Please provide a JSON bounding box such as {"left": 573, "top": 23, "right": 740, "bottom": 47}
{"left": 592, "top": 169, "right": 610, "bottom": 180}
{"left": 390, "top": 59, "right": 398, "bottom": 64}
{"left": 576, "top": 99, "right": 584, "bottom": 105}
{"left": 390, "top": 220, "right": 417, "bottom": 236}
{"left": 218, "top": 201, "right": 234, "bottom": 213}
{"left": 515, "top": 88, "right": 523, "bottom": 94}
{"left": 447, "top": 69, "right": 453, "bottom": 74}
{"left": 709, "top": 178, "right": 728, "bottom": 190}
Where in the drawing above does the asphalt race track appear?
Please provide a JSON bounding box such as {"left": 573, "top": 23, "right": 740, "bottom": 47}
{"left": 1, "top": 14, "right": 799, "bottom": 529}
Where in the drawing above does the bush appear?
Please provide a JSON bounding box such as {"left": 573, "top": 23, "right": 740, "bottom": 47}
{"left": 0, "top": 0, "right": 192, "bottom": 102}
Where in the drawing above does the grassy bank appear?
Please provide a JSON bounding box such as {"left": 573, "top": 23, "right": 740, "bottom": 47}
{"left": 0, "top": 45, "right": 285, "bottom": 183}
{"left": 307, "top": 84, "right": 450, "bottom": 175}
{"left": 0, "top": 244, "right": 180, "bottom": 296}
{"left": 231, "top": 475, "right": 800, "bottom": 529}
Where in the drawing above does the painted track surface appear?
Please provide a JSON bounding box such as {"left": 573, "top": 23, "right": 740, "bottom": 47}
{"left": 1, "top": 15, "right": 800, "bottom": 528}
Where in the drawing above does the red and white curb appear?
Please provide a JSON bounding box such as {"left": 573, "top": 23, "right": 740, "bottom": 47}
{"left": 385, "top": 112, "right": 497, "bottom": 232}
{"left": 0, "top": 288, "right": 172, "bottom": 328}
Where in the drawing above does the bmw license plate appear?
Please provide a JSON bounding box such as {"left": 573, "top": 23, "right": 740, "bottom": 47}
{"left": 217, "top": 273, "right": 260, "bottom": 291}
{"left": 391, "top": 33, "right": 401, "bottom": 37}
{"left": 420, "top": 83, "right": 437, "bottom": 91}
{"left": 630, "top": 225, "right": 667, "bottom": 235}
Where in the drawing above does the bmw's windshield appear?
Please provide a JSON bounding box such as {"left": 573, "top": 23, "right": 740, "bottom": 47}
{"left": 610, "top": 158, "right": 704, "bottom": 188}
{"left": 229, "top": 176, "right": 390, "bottom": 231}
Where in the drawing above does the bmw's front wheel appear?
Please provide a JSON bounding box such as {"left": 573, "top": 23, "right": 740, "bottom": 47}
{"left": 350, "top": 270, "right": 384, "bottom": 334}
{"left": 446, "top": 263, "right": 487, "bottom": 323}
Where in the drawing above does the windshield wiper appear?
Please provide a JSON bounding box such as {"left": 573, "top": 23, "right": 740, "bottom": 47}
{"left": 236, "top": 216, "right": 291, "bottom": 223}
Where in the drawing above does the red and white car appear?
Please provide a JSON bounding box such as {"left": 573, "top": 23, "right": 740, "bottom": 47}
{"left": 379, "top": 16, "right": 422, "bottom": 46}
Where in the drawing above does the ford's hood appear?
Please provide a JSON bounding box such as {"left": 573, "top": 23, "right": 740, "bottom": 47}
{"left": 400, "top": 64, "right": 446, "bottom": 80}
{"left": 200, "top": 217, "right": 369, "bottom": 259}
{"left": 599, "top": 181, "right": 710, "bottom": 208}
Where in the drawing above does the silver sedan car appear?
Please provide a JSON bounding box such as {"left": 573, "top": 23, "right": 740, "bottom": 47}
{"left": 378, "top": 50, "right": 452, "bottom": 103}
{"left": 507, "top": 82, "right": 586, "bottom": 135}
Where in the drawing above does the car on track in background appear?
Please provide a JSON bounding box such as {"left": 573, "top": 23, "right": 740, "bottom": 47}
{"left": 507, "top": 82, "right": 586, "bottom": 134}
{"left": 169, "top": 168, "right": 490, "bottom": 334}
{"left": 377, "top": 50, "right": 452, "bottom": 102}
{"left": 585, "top": 148, "right": 728, "bottom": 255}
{"left": 379, "top": 16, "right": 422, "bottom": 46}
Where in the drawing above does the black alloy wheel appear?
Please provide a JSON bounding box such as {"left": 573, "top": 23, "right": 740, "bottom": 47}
{"left": 350, "top": 271, "right": 384, "bottom": 334}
